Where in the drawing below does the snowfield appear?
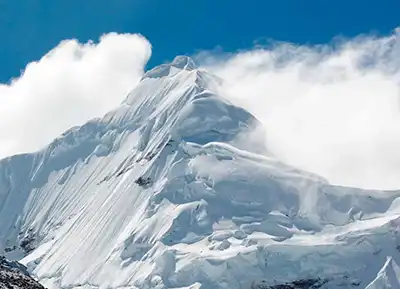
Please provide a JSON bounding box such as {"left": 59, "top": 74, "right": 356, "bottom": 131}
{"left": 0, "top": 56, "right": 400, "bottom": 289}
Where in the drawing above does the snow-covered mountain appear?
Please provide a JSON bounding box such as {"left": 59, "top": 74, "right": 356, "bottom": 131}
{"left": 1, "top": 56, "right": 400, "bottom": 289}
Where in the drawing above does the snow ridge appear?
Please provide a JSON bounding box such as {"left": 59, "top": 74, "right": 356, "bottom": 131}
{"left": 366, "top": 257, "right": 400, "bottom": 289}
{"left": 0, "top": 56, "right": 400, "bottom": 289}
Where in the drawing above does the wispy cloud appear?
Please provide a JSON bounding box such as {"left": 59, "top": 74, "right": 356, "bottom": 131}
{"left": 201, "top": 29, "right": 400, "bottom": 189}
{"left": 0, "top": 33, "right": 151, "bottom": 158}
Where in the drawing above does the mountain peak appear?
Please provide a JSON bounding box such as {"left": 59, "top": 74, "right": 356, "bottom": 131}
{"left": 170, "top": 55, "right": 198, "bottom": 70}
{"left": 141, "top": 55, "right": 198, "bottom": 80}
{"left": 2, "top": 53, "right": 400, "bottom": 289}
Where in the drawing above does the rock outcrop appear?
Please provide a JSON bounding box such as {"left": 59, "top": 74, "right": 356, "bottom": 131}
{"left": 0, "top": 257, "right": 44, "bottom": 289}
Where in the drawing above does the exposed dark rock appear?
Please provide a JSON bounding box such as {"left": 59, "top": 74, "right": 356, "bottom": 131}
{"left": 135, "top": 176, "right": 152, "bottom": 187}
{"left": 165, "top": 139, "right": 175, "bottom": 146}
{"left": 144, "top": 152, "right": 157, "bottom": 161}
{"left": 251, "top": 278, "right": 329, "bottom": 289}
{"left": 0, "top": 256, "right": 45, "bottom": 289}
{"left": 20, "top": 235, "right": 35, "bottom": 254}
{"left": 350, "top": 281, "right": 361, "bottom": 287}
{"left": 4, "top": 246, "right": 16, "bottom": 253}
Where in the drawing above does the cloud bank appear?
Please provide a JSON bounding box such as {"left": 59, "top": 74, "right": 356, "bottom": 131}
{"left": 0, "top": 33, "right": 151, "bottom": 158}
{"left": 202, "top": 29, "right": 400, "bottom": 190}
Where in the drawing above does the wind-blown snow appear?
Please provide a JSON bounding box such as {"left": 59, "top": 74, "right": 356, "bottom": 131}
{"left": 202, "top": 29, "right": 400, "bottom": 190}
{"left": 1, "top": 56, "right": 400, "bottom": 289}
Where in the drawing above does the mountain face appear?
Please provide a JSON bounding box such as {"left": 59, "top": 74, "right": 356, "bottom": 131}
{"left": 0, "top": 257, "right": 45, "bottom": 289}
{"left": 0, "top": 56, "right": 400, "bottom": 289}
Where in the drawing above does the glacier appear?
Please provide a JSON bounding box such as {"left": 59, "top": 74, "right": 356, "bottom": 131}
{"left": 0, "top": 56, "right": 400, "bottom": 289}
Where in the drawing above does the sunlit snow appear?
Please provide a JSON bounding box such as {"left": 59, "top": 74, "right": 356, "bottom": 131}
{"left": 0, "top": 56, "right": 399, "bottom": 289}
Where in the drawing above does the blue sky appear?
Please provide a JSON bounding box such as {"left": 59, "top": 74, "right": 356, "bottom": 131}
{"left": 1, "top": 0, "right": 399, "bottom": 82}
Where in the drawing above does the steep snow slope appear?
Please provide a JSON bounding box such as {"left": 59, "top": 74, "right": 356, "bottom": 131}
{"left": 1, "top": 56, "right": 400, "bottom": 289}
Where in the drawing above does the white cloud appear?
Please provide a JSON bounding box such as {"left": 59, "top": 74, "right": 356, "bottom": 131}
{"left": 0, "top": 33, "right": 151, "bottom": 158}
{"left": 201, "top": 29, "right": 400, "bottom": 190}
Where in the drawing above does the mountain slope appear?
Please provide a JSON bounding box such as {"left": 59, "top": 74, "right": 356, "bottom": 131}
{"left": 1, "top": 56, "right": 400, "bottom": 289}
